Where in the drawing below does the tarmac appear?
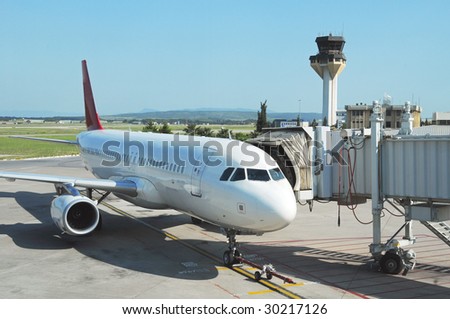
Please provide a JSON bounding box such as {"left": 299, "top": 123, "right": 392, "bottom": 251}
{"left": 0, "top": 156, "right": 449, "bottom": 299}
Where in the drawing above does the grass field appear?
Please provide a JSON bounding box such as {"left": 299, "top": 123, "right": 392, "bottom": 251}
{"left": 0, "top": 122, "right": 255, "bottom": 160}
{"left": 0, "top": 135, "right": 79, "bottom": 160}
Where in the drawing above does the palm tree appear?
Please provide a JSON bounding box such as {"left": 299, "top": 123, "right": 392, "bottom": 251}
{"left": 216, "top": 127, "right": 232, "bottom": 138}
{"left": 158, "top": 122, "right": 172, "bottom": 134}
{"left": 183, "top": 123, "right": 198, "bottom": 135}
{"left": 196, "top": 126, "right": 214, "bottom": 137}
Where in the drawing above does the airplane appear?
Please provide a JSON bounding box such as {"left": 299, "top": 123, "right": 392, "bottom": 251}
{"left": 0, "top": 60, "right": 297, "bottom": 266}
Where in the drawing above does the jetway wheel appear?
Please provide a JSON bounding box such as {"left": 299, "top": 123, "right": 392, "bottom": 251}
{"left": 380, "top": 251, "right": 405, "bottom": 275}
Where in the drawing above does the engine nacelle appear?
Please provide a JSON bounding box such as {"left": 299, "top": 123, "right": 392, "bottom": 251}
{"left": 51, "top": 195, "right": 100, "bottom": 236}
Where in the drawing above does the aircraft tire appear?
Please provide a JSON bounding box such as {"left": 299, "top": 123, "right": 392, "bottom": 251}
{"left": 380, "top": 251, "right": 405, "bottom": 275}
{"left": 223, "top": 250, "right": 234, "bottom": 267}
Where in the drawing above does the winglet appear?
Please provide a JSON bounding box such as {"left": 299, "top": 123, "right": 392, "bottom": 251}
{"left": 82, "top": 60, "right": 103, "bottom": 131}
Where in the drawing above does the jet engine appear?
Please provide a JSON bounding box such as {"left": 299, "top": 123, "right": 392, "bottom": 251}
{"left": 50, "top": 195, "right": 100, "bottom": 236}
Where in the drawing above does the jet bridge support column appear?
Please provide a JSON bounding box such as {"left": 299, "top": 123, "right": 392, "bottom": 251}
{"left": 369, "top": 101, "right": 417, "bottom": 275}
{"left": 369, "top": 101, "right": 384, "bottom": 258}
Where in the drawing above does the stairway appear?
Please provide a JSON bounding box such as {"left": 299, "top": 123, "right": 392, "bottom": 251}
{"left": 421, "top": 221, "right": 450, "bottom": 247}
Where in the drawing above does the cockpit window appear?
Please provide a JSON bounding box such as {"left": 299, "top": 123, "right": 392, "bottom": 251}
{"left": 230, "top": 168, "right": 246, "bottom": 181}
{"left": 220, "top": 167, "right": 235, "bottom": 181}
{"left": 247, "top": 168, "right": 270, "bottom": 181}
{"left": 269, "top": 168, "right": 285, "bottom": 181}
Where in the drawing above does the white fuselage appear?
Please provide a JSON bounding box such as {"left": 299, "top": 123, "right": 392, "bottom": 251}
{"left": 77, "top": 130, "right": 297, "bottom": 234}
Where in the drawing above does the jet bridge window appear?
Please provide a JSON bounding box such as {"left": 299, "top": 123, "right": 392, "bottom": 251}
{"left": 220, "top": 167, "right": 235, "bottom": 181}
{"left": 247, "top": 169, "right": 270, "bottom": 181}
{"left": 230, "top": 168, "right": 246, "bottom": 181}
{"left": 269, "top": 167, "right": 285, "bottom": 181}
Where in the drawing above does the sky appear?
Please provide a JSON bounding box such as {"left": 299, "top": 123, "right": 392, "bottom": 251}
{"left": 1, "top": 0, "right": 450, "bottom": 117}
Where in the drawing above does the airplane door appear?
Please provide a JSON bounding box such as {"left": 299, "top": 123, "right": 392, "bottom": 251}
{"left": 191, "top": 164, "right": 205, "bottom": 197}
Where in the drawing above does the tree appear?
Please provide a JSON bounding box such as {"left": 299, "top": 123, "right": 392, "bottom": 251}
{"left": 183, "top": 123, "right": 198, "bottom": 135}
{"left": 142, "top": 119, "right": 158, "bottom": 132}
{"left": 322, "top": 116, "right": 328, "bottom": 126}
{"left": 158, "top": 122, "right": 172, "bottom": 134}
{"left": 249, "top": 130, "right": 259, "bottom": 138}
{"left": 196, "top": 126, "right": 214, "bottom": 137}
{"left": 216, "top": 127, "right": 232, "bottom": 138}
{"left": 311, "top": 119, "right": 318, "bottom": 128}
{"left": 256, "top": 100, "right": 268, "bottom": 132}
{"left": 234, "top": 132, "right": 251, "bottom": 141}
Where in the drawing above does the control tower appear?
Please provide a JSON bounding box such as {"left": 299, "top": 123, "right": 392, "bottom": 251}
{"left": 310, "top": 35, "right": 346, "bottom": 126}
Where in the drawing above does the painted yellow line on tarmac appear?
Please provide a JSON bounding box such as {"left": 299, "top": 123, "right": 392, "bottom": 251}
{"left": 248, "top": 281, "right": 305, "bottom": 295}
{"left": 231, "top": 266, "right": 303, "bottom": 299}
{"left": 216, "top": 266, "right": 230, "bottom": 271}
{"left": 248, "top": 289, "right": 275, "bottom": 295}
{"left": 257, "top": 280, "right": 303, "bottom": 299}
{"left": 285, "top": 283, "right": 305, "bottom": 288}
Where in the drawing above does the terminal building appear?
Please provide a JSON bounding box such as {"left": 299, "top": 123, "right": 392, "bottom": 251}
{"left": 272, "top": 119, "right": 298, "bottom": 128}
{"left": 345, "top": 102, "right": 422, "bottom": 129}
{"left": 336, "top": 109, "right": 347, "bottom": 128}
{"left": 432, "top": 112, "right": 450, "bottom": 125}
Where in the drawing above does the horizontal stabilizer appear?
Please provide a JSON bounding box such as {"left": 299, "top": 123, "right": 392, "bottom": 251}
{"left": 10, "top": 135, "right": 78, "bottom": 145}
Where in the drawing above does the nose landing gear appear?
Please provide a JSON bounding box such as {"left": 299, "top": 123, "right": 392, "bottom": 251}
{"left": 222, "top": 229, "right": 241, "bottom": 266}
{"left": 221, "top": 228, "right": 295, "bottom": 283}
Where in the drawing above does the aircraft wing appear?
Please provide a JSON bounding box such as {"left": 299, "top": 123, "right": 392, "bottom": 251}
{"left": 0, "top": 171, "right": 137, "bottom": 196}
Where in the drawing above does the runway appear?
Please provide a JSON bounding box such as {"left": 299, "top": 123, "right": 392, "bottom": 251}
{"left": 1, "top": 156, "right": 449, "bottom": 298}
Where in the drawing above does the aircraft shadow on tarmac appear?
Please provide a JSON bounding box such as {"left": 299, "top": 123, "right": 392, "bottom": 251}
{"left": 0, "top": 191, "right": 221, "bottom": 280}
{"left": 2, "top": 190, "right": 450, "bottom": 297}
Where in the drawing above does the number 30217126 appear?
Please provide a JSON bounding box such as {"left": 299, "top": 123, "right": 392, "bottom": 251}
{"left": 263, "top": 303, "right": 328, "bottom": 315}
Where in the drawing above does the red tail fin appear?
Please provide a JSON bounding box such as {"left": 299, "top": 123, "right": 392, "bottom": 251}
{"left": 82, "top": 60, "right": 103, "bottom": 131}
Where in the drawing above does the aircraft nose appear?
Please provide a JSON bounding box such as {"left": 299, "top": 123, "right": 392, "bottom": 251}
{"left": 258, "top": 187, "right": 297, "bottom": 231}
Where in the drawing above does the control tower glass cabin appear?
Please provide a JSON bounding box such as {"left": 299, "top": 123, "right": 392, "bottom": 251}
{"left": 309, "top": 35, "right": 346, "bottom": 126}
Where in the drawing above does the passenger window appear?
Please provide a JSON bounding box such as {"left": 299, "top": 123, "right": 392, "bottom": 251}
{"left": 269, "top": 168, "right": 285, "bottom": 181}
{"left": 220, "top": 167, "right": 235, "bottom": 181}
{"left": 230, "top": 168, "right": 246, "bottom": 181}
{"left": 247, "top": 169, "right": 270, "bottom": 181}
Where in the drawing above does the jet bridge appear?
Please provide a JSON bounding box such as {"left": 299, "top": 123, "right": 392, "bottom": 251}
{"left": 247, "top": 127, "right": 314, "bottom": 207}
{"left": 251, "top": 102, "right": 450, "bottom": 275}
{"left": 327, "top": 101, "right": 450, "bottom": 274}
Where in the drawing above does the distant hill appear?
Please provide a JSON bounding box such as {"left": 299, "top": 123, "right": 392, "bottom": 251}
{"left": 1, "top": 109, "right": 323, "bottom": 124}
{"left": 104, "top": 110, "right": 322, "bottom": 124}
